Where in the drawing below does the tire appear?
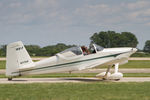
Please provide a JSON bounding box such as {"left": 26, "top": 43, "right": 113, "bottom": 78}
{"left": 8, "top": 77, "right": 12, "bottom": 81}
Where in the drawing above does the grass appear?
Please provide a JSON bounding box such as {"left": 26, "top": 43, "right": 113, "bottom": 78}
{"left": 0, "top": 61, "right": 5, "bottom": 69}
{"left": 18, "top": 73, "right": 150, "bottom": 78}
{"left": 0, "top": 73, "right": 98, "bottom": 78}
{"left": 0, "top": 82, "right": 150, "bottom": 100}
{"left": 131, "top": 52, "right": 150, "bottom": 57}
{"left": 124, "top": 73, "right": 150, "bottom": 77}
{"left": 1, "top": 73, "right": 150, "bottom": 78}
{"left": 120, "top": 60, "right": 150, "bottom": 68}
{"left": 96, "top": 60, "right": 150, "bottom": 68}
{"left": 0, "top": 60, "right": 150, "bottom": 69}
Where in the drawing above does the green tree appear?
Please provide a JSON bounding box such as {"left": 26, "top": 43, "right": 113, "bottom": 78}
{"left": 0, "top": 45, "right": 6, "bottom": 56}
{"left": 0, "top": 48, "right": 2, "bottom": 56}
{"left": 38, "top": 43, "right": 75, "bottom": 56}
{"left": 120, "top": 32, "right": 138, "bottom": 47}
{"left": 90, "top": 31, "right": 138, "bottom": 48}
{"left": 0, "top": 43, "right": 76, "bottom": 57}
{"left": 107, "top": 31, "right": 121, "bottom": 47}
{"left": 90, "top": 31, "right": 109, "bottom": 47}
{"left": 144, "top": 40, "right": 150, "bottom": 53}
{"left": 25, "top": 45, "right": 41, "bottom": 56}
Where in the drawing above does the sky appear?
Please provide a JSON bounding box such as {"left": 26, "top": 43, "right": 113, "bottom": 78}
{"left": 0, "top": 0, "right": 150, "bottom": 49}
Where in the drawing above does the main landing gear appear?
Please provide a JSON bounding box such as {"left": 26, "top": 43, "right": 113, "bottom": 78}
{"left": 96, "top": 63, "right": 123, "bottom": 81}
{"left": 8, "top": 77, "right": 13, "bottom": 81}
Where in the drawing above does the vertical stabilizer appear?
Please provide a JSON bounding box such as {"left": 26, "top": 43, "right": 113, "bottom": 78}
{"left": 6, "top": 41, "right": 34, "bottom": 77}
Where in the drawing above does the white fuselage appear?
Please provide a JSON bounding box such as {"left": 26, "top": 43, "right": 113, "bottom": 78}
{"left": 18, "top": 47, "right": 137, "bottom": 76}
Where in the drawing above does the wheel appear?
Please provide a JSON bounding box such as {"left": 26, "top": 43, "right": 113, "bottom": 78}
{"left": 8, "top": 77, "right": 12, "bottom": 81}
{"left": 102, "top": 78, "right": 107, "bottom": 80}
{"left": 114, "top": 79, "right": 120, "bottom": 81}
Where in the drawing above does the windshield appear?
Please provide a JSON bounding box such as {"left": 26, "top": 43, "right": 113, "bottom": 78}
{"left": 60, "top": 47, "right": 82, "bottom": 55}
{"left": 90, "top": 44, "right": 104, "bottom": 53}
{"left": 94, "top": 44, "right": 104, "bottom": 51}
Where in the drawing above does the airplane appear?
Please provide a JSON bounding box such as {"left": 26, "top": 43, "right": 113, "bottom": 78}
{"left": 6, "top": 41, "right": 137, "bottom": 81}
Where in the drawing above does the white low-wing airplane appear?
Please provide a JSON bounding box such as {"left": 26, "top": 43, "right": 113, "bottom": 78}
{"left": 6, "top": 41, "right": 137, "bottom": 80}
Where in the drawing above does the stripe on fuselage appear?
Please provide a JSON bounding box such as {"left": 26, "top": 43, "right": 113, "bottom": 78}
{"left": 12, "top": 51, "right": 129, "bottom": 74}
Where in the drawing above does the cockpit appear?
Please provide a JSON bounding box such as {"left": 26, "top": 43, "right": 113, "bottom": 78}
{"left": 60, "top": 47, "right": 83, "bottom": 57}
{"left": 81, "top": 44, "right": 104, "bottom": 55}
{"left": 60, "top": 44, "right": 104, "bottom": 57}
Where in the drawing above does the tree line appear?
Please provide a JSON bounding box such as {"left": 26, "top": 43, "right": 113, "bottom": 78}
{"left": 0, "top": 43, "right": 75, "bottom": 57}
{"left": 0, "top": 31, "right": 150, "bottom": 57}
{"left": 90, "top": 31, "right": 138, "bottom": 48}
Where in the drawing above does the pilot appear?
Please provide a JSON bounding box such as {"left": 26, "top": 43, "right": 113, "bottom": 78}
{"left": 81, "top": 46, "right": 90, "bottom": 55}
{"left": 85, "top": 47, "right": 90, "bottom": 54}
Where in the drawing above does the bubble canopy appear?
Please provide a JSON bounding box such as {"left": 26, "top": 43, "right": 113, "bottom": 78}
{"left": 60, "top": 44, "right": 104, "bottom": 56}
{"left": 60, "top": 47, "right": 82, "bottom": 55}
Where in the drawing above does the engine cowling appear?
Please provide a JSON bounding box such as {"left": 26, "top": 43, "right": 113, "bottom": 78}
{"left": 108, "top": 72, "right": 123, "bottom": 80}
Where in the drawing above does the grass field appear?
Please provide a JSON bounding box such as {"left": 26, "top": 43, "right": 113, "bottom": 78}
{"left": 1, "top": 73, "right": 150, "bottom": 78}
{"left": 0, "top": 82, "right": 150, "bottom": 100}
{"left": 0, "top": 60, "right": 150, "bottom": 69}
{"left": 98, "top": 60, "right": 150, "bottom": 68}
{"left": 120, "top": 60, "right": 150, "bottom": 68}
{"left": 0, "top": 61, "right": 5, "bottom": 69}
